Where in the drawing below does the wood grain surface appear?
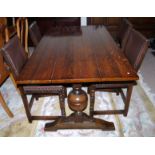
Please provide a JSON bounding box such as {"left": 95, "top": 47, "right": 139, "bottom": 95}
{"left": 17, "top": 26, "right": 138, "bottom": 85}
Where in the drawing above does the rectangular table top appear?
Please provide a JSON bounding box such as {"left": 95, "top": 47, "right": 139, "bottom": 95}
{"left": 17, "top": 26, "right": 139, "bottom": 85}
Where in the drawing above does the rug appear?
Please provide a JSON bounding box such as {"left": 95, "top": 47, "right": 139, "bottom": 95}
{"left": 0, "top": 73, "right": 155, "bottom": 137}
{"left": 34, "top": 82, "right": 155, "bottom": 137}
{"left": 0, "top": 78, "right": 44, "bottom": 136}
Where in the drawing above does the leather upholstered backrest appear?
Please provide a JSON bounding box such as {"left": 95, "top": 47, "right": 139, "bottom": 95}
{"left": 124, "top": 29, "right": 149, "bottom": 72}
{"left": 1, "top": 35, "right": 28, "bottom": 79}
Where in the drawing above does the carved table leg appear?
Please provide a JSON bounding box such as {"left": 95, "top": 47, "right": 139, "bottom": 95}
{"left": 45, "top": 84, "right": 115, "bottom": 131}
{"left": 89, "top": 85, "right": 95, "bottom": 117}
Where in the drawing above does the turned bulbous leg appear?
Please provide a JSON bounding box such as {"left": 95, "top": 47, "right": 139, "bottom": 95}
{"left": 68, "top": 84, "right": 88, "bottom": 113}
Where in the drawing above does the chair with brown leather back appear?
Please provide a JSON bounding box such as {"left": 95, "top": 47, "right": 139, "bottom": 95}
{"left": 0, "top": 18, "right": 14, "bottom": 118}
{"left": 29, "top": 21, "right": 42, "bottom": 47}
{"left": 1, "top": 35, "right": 66, "bottom": 123}
{"left": 117, "top": 18, "right": 133, "bottom": 51}
{"left": 89, "top": 28, "right": 149, "bottom": 117}
{"left": 0, "top": 52, "right": 14, "bottom": 118}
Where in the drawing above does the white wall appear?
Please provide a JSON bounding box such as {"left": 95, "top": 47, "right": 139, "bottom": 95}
{"left": 81, "top": 17, "right": 87, "bottom": 26}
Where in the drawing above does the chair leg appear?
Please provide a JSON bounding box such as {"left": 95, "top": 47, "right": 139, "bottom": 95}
{"left": 0, "top": 92, "right": 14, "bottom": 118}
{"left": 59, "top": 93, "right": 66, "bottom": 116}
{"left": 123, "top": 85, "right": 133, "bottom": 116}
{"left": 116, "top": 90, "right": 120, "bottom": 96}
{"left": 19, "top": 87, "right": 32, "bottom": 123}
{"left": 35, "top": 96, "right": 39, "bottom": 101}
{"left": 10, "top": 74, "right": 20, "bottom": 95}
{"left": 89, "top": 87, "right": 95, "bottom": 117}
{"left": 87, "top": 87, "right": 90, "bottom": 94}
{"left": 63, "top": 87, "right": 67, "bottom": 98}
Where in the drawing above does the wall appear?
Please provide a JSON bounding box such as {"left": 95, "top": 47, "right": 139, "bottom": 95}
{"left": 81, "top": 17, "right": 87, "bottom": 26}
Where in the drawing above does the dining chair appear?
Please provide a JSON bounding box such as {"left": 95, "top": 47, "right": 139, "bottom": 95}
{"left": 116, "top": 18, "right": 133, "bottom": 51}
{"left": 0, "top": 53, "right": 14, "bottom": 118}
{"left": 1, "top": 35, "right": 66, "bottom": 123}
{"left": 29, "top": 21, "right": 42, "bottom": 47}
{"left": 89, "top": 28, "right": 149, "bottom": 117}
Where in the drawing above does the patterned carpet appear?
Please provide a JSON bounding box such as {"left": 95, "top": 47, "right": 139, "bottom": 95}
{"left": 0, "top": 72, "right": 155, "bottom": 136}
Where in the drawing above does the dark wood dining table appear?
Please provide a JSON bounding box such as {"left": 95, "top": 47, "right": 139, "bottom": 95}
{"left": 16, "top": 26, "right": 139, "bottom": 131}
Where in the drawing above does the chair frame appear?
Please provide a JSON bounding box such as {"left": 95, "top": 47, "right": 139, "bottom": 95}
{"left": 1, "top": 35, "right": 66, "bottom": 123}
{"left": 89, "top": 82, "right": 136, "bottom": 117}
{"left": 0, "top": 91, "right": 14, "bottom": 118}
{"left": 0, "top": 53, "right": 13, "bottom": 118}
{"left": 19, "top": 85, "right": 66, "bottom": 123}
{"left": 89, "top": 28, "right": 148, "bottom": 117}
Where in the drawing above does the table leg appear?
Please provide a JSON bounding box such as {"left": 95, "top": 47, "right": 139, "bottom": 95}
{"left": 45, "top": 84, "right": 115, "bottom": 131}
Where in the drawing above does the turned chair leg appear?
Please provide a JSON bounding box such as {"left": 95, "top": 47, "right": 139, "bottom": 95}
{"left": 0, "top": 92, "right": 14, "bottom": 117}
{"left": 123, "top": 85, "right": 133, "bottom": 116}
